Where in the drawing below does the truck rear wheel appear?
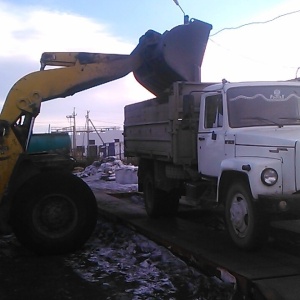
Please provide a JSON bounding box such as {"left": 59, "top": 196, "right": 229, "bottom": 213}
{"left": 11, "top": 171, "right": 97, "bottom": 255}
{"left": 143, "top": 173, "right": 164, "bottom": 218}
{"left": 163, "top": 191, "right": 180, "bottom": 216}
{"left": 225, "top": 181, "right": 268, "bottom": 250}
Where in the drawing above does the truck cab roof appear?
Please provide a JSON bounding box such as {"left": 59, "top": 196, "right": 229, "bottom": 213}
{"left": 202, "top": 80, "right": 300, "bottom": 93}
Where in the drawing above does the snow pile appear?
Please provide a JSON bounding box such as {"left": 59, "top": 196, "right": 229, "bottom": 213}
{"left": 83, "top": 173, "right": 138, "bottom": 193}
{"left": 77, "top": 157, "right": 138, "bottom": 184}
{"left": 115, "top": 165, "right": 138, "bottom": 184}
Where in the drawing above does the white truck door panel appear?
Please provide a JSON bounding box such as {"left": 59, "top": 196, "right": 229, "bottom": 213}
{"left": 198, "top": 93, "right": 226, "bottom": 176}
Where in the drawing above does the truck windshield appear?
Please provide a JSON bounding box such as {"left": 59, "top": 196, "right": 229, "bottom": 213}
{"left": 227, "top": 85, "right": 300, "bottom": 128}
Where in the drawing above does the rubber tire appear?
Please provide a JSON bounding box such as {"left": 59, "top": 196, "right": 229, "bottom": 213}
{"left": 225, "top": 181, "right": 268, "bottom": 250}
{"left": 11, "top": 171, "right": 98, "bottom": 255}
{"left": 143, "top": 173, "right": 164, "bottom": 218}
{"left": 163, "top": 191, "right": 180, "bottom": 217}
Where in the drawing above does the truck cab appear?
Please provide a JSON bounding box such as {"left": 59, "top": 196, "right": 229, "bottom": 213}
{"left": 199, "top": 81, "right": 300, "bottom": 199}
{"left": 197, "top": 81, "right": 300, "bottom": 248}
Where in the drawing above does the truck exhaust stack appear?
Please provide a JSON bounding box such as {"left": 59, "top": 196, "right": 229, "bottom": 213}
{"left": 133, "top": 19, "right": 212, "bottom": 96}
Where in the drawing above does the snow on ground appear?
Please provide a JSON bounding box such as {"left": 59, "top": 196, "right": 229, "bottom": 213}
{"left": 67, "top": 161, "right": 236, "bottom": 299}
{"left": 82, "top": 173, "right": 138, "bottom": 193}
{"left": 76, "top": 157, "right": 137, "bottom": 180}
{"left": 66, "top": 217, "right": 235, "bottom": 300}
{"left": 75, "top": 157, "right": 138, "bottom": 193}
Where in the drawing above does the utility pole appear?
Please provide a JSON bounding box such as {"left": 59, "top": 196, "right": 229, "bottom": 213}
{"left": 86, "top": 110, "right": 90, "bottom": 158}
{"left": 66, "top": 107, "right": 77, "bottom": 155}
{"left": 86, "top": 111, "right": 104, "bottom": 159}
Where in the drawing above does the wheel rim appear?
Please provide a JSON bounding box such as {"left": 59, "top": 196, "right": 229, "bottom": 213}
{"left": 32, "top": 194, "right": 78, "bottom": 239}
{"left": 229, "top": 193, "right": 249, "bottom": 238}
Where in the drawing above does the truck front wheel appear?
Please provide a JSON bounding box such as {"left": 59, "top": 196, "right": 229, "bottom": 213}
{"left": 225, "top": 181, "right": 268, "bottom": 250}
{"left": 11, "top": 171, "right": 98, "bottom": 255}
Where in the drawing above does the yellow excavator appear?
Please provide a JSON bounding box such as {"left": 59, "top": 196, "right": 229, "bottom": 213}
{"left": 0, "top": 41, "right": 150, "bottom": 255}
{"left": 0, "top": 18, "right": 210, "bottom": 254}
{"left": 0, "top": 52, "right": 139, "bottom": 254}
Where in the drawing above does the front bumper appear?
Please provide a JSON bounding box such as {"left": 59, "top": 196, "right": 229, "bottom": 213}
{"left": 258, "top": 193, "right": 300, "bottom": 214}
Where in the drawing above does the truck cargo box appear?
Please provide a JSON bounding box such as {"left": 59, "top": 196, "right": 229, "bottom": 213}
{"left": 124, "top": 82, "right": 211, "bottom": 165}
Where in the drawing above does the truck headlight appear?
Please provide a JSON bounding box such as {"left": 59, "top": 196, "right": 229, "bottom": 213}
{"left": 261, "top": 168, "right": 278, "bottom": 186}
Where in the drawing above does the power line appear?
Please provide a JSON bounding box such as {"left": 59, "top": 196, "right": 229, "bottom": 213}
{"left": 92, "top": 119, "right": 123, "bottom": 126}
{"left": 210, "top": 8, "right": 300, "bottom": 37}
{"left": 208, "top": 37, "right": 296, "bottom": 70}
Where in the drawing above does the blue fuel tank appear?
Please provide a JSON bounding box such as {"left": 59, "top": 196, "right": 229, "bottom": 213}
{"left": 27, "top": 132, "right": 71, "bottom": 154}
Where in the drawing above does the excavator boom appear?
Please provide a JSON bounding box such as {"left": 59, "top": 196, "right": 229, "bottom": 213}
{"left": 0, "top": 48, "right": 147, "bottom": 249}
{"left": 0, "top": 35, "right": 156, "bottom": 203}
{"left": 0, "top": 46, "right": 147, "bottom": 210}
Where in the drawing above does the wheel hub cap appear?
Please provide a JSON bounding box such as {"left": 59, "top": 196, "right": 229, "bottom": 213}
{"left": 33, "top": 194, "right": 77, "bottom": 238}
{"left": 230, "top": 195, "right": 248, "bottom": 237}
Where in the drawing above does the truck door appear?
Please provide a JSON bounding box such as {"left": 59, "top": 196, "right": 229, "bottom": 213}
{"left": 198, "top": 93, "right": 226, "bottom": 176}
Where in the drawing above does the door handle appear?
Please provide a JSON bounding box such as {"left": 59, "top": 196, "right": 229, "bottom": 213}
{"left": 199, "top": 137, "right": 205, "bottom": 141}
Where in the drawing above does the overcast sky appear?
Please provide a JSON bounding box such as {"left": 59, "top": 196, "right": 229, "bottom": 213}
{"left": 1, "top": 0, "right": 300, "bottom": 133}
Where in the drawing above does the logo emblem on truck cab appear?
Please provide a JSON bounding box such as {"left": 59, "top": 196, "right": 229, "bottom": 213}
{"left": 270, "top": 89, "right": 284, "bottom": 101}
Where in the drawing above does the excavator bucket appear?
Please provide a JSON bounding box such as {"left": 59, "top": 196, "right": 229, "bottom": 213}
{"left": 133, "top": 19, "right": 212, "bottom": 96}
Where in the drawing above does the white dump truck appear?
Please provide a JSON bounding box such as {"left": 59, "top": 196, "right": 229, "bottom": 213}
{"left": 124, "top": 19, "right": 300, "bottom": 250}
{"left": 124, "top": 79, "right": 300, "bottom": 250}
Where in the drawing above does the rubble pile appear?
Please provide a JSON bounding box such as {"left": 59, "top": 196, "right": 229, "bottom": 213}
{"left": 76, "top": 156, "right": 138, "bottom": 184}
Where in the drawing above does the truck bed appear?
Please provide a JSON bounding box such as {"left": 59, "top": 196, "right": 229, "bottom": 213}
{"left": 124, "top": 82, "right": 209, "bottom": 165}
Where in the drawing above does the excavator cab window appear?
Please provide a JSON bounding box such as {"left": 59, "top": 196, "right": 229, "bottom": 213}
{"left": 13, "top": 113, "right": 34, "bottom": 150}
{"left": 0, "top": 120, "right": 10, "bottom": 138}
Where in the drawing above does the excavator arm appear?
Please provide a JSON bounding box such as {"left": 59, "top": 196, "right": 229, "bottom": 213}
{"left": 0, "top": 39, "right": 151, "bottom": 203}
{"left": 2, "top": 52, "right": 142, "bottom": 122}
